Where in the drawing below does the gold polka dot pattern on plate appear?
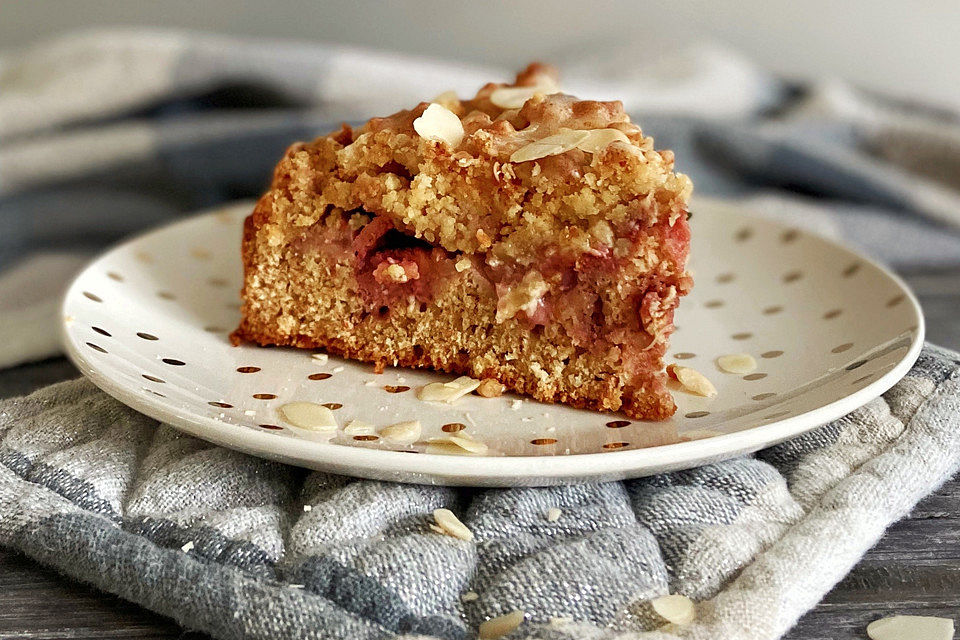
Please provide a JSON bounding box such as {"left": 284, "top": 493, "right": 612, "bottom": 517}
{"left": 716, "top": 273, "right": 736, "bottom": 284}
{"left": 852, "top": 374, "right": 873, "bottom": 385}
{"left": 236, "top": 366, "right": 261, "bottom": 373}
{"left": 442, "top": 423, "right": 466, "bottom": 433}
{"left": 322, "top": 403, "right": 343, "bottom": 410}
{"left": 763, "top": 305, "right": 783, "bottom": 315}
{"left": 606, "top": 420, "right": 631, "bottom": 429}
{"left": 761, "top": 350, "right": 784, "bottom": 358}
{"left": 107, "top": 272, "right": 124, "bottom": 282}
{"left": 887, "top": 295, "right": 905, "bottom": 307}
{"left": 732, "top": 332, "right": 753, "bottom": 340}
{"left": 781, "top": 229, "right": 800, "bottom": 243}
{"left": 191, "top": 248, "right": 212, "bottom": 260}
{"left": 764, "top": 410, "right": 791, "bottom": 420}
{"left": 602, "top": 442, "right": 629, "bottom": 450}
{"left": 92, "top": 327, "right": 111, "bottom": 337}
{"left": 842, "top": 263, "right": 861, "bottom": 277}
{"left": 743, "top": 373, "right": 767, "bottom": 381}
{"left": 673, "top": 352, "right": 696, "bottom": 360}
{"left": 143, "top": 388, "right": 166, "bottom": 398}
{"left": 162, "top": 358, "right": 185, "bottom": 366}
{"left": 782, "top": 271, "right": 803, "bottom": 284}
{"left": 135, "top": 251, "right": 153, "bottom": 263}
{"left": 157, "top": 291, "right": 176, "bottom": 300}
{"left": 253, "top": 393, "right": 277, "bottom": 400}
{"left": 704, "top": 299, "right": 724, "bottom": 309}
{"left": 353, "top": 435, "right": 378, "bottom": 441}
{"left": 531, "top": 438, "right": 558, "bottom": 445}
{"left": 137, "top": 332, "right": 159, "bottom": 340}
{"left": 685, "top": 411, "right": 710, "bottom": 418}
{"left": 259, "top": 424, "right": 283, "bottom": 430}
{"left": 832, "top": 343, "right": 854, "bottom": 353}
{"left": 142, "top": 374, "right": 165, "bottom": 383}
{"left": 823, "top": 309, "right": 842, "bottom": 320}
{"left": 83, "top": 291, "right": 102, "bottom": 302}
{"left": 208, "top": 277, "right": 228, "bottom": 288}
{"left": 735, "top": 227, "right": 753, "bottom": 242}
{"left": 204, "top": 326, "right": 225, "bottom": 333}
{"left": 845, "top": 360, "right": 867, "bottom": 371}
{"left": 384, "top": 385, "right": 410, "bottom": 393}
{"left": 752, "top": 392, "right": 776, "bottom": 401}
{"left": 208, "top": 401, "right": 232, "bottom": 408}
{"left": 86, "top": 342, "right": 107, "bottom": 353}
{"left": 308, "top": 373, "right": 332, "bottom": 380}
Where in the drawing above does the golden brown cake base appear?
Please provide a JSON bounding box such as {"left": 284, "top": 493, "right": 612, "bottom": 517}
{"left": 232, "top": 64, "right": 692, "bottom": 420}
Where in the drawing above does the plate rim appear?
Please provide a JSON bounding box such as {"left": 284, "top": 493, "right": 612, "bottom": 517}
{"left": 60, "top": 199, "right": 925, "bottom": 485}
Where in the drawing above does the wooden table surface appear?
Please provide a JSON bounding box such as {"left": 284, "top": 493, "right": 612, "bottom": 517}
{"left": 1, "top": 267, "right": 958, "bottom": 640}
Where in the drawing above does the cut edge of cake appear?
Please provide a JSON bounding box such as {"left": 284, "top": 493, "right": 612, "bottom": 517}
{"left": 231, "top": 63, "right": 693, "bottom": 420}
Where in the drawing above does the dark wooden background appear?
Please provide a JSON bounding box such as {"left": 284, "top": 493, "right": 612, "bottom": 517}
{"left": 1, "top": 267, "right": 958, "bottom": 639}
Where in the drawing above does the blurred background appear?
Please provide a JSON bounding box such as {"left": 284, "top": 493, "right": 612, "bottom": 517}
{"left": 4, "top": 0, "right": 960, "bottom": 108}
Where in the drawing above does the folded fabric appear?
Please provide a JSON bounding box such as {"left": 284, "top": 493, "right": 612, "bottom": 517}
{"left": 3, "top": 29, "right": 960, "bottom": 640}
{"left": 1, "top": 345, "right": 958, "bottom": 640}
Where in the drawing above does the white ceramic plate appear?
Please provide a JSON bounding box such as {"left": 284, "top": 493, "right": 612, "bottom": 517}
{"left": 61, "top": 199, "right": 924, "bottom": 486}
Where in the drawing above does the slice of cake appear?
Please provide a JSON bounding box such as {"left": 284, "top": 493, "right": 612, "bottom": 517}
{"left": 232, "top": 63, "right": 693, "bottom": 420}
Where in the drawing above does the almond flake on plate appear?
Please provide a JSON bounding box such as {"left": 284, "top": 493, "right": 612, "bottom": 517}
{"left": 343, "top": 419, "right": 375, "bottom": 435}
{"left": 668, "top": 364, "right": 718, "bottom": 398}
{"left": 310, "top": 353, "right": 329, "bottom": 363}
{"left": 509, "top": 128, "right": 590, "bottom": 164}
{"left": 650, "top": 594, "right": 696, "bottom": 625}
{"left": 575, "top": 128, "right": 631, "bottom": 154}
{"left": 418, "top": 376, "right": 482, "bottom": 403}
{"left": 479, "top": 610, "right": 525, "bottom": 639}
{"left": 413, "top": 103, "right": 465, "bottom": 147}
{"left": 433, "top": 508, "right": 474, "bottom": 541}
{"left": 379, "top": 420, "right": 421, "bottom": 445}
{"left": 279, "top": 402, "right": 338, "bottom": 431}
{"left": 867, "top": 615, "right": 954, "bottom": 640}
{"left": 716, "top": 353, "right": 757, "bottom": 374}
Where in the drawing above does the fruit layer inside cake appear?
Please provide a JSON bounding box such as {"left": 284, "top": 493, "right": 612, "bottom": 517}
{"left": 232, "top": 64, "right": 693, "bottom": 420}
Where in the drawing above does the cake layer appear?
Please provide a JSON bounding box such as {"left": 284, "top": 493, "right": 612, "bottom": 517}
{"left": 232, "top": 63, "right": 693, "bottom": 420}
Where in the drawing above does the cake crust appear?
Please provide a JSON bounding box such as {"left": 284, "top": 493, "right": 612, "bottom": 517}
{"left": 232, "top": 64, "right": 692, "bottom": 420}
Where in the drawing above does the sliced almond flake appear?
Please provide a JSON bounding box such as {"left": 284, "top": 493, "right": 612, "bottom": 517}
{"left": 419, "top": 376, "right": 481, "bottom": 403}
{"left": 509, "top": 128, "right": 590, "bottom": 164}
{"left": 432, "top": 90, "right": 460, "bottom": 110}
{"left": 343, "top": 419, "right": 375, "bottom": 435}
{"left": 546, "top": 507, "right": 562, "bottom": 522}
{"left": 455, "top": 257, "right": 472, "bottom": 272}
{"left": 479, "top": 610, "right": 525, "bottom": 639}
{"left": 379, "top": 420, "right": 421, "bottom": 445}
{"left": 413, "top": 103, "right": 465, "bottom": 147}
{"left": 433, "top": 508, "right": 474, "bottom": 541}
{"left": 180, "top": 541, "right": 195, "bottom": 552}
{"left": 303, "top": 504, "right": 312, "bottom": 512}
{"left": 651, "top": 594, "right": 696, "bottom": 625}
{"left": 461, "top": 591, "right": 480, "bottom": 602}
{"left": 426, "top": 441, "right": 476, "bottom": 456}
{"left": 279, "top": 402, "right": 338, "bottom": 431}
{"left": 867, "top": 615, "right": 954, "bottom": 640}
{"left": 575, "top": 128, "right": 631, "bottom": 154}
{"left": 668, "top": 365, "right": 718, "bottom": 398}
{"left": 428, "top": 523, "right": 446, "bottom": 535}
{"left": 716, "top": 353, "right": 758, "bottom": 374}
{"left": 332, "top": 366, "right": 345, "bottom": 373}
{"left": 448, "top": 435, "right": 489, "bottom": 455}
{"left": 490, "top": 77, "right": 559, "bottom": 108}
{"left": 510, "top": 400, "right": 523, "bottom": 411}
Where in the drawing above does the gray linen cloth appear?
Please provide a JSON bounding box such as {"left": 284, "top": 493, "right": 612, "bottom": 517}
{"left": 3, "top": 30, "right": 960, "bottom": 639}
